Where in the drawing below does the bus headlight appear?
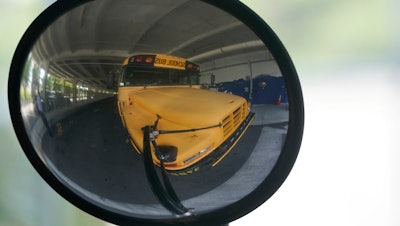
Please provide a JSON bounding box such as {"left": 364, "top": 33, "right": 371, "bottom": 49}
{"left": 183, "top": 145, "right": 211, "bottom": 164}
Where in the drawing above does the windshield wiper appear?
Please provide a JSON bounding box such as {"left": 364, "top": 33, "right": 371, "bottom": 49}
{"left": 144, "top": 80, "right": 162, "bottom": 88}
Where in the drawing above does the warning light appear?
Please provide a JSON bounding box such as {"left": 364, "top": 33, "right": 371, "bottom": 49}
{"left": 145, "top": 57, "right": 153, "bottom": 63}
{"left": 135, "top": 56, "right": 143, "bottom": 62}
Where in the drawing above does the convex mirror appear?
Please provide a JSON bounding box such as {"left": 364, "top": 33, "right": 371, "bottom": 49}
{"left": 8, "top": 0, "right": 304, "bottom": 225}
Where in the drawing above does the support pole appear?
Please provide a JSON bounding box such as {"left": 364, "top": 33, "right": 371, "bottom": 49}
{"left": 248, "top": 61, "right": 253, "bottom": 102}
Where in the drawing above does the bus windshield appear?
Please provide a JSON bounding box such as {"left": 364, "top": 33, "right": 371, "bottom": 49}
{"left": 120, "top": 67, "right": 200, "bottom": 86}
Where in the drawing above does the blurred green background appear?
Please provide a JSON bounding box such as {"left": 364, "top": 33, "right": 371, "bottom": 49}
{"left": 1, "top": 0, "right": 399, "bottom": 226}
{"left": 0, "top": 1, "right": 109, "bottom": 225}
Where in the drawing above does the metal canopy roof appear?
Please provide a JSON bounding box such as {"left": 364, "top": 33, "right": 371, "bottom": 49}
{"left": 30, "top": 0, "right": 271, "bottom": 90}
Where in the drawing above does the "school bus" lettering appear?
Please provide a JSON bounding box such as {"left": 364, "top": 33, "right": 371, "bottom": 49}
{"left": 154, "top": 56, "right": 186, "bottom": 70}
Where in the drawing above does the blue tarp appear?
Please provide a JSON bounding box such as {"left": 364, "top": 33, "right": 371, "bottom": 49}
{"left": 216, "top": 74, "right": 288, "bottom": 105}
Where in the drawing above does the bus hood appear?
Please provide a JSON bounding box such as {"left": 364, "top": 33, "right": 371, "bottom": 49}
{"left": 128, "top": 87, "right": 247, "bottom": 127}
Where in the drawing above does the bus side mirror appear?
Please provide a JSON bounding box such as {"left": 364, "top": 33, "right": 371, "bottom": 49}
{"left": 8, "top": 0, "right": 304, "bottom": 225}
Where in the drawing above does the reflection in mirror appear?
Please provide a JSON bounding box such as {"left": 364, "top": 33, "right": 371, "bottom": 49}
{"left": 19, "top": 0, "right": 289, "bottom": 220}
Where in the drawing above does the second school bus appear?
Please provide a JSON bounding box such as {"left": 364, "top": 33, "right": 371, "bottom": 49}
{"left": 117, "top": 54, "right": 255, "bottom": 173}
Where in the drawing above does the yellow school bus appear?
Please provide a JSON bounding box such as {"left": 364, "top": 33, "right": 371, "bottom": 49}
{"left": 118, "top": 54, "right": 254, "bottom": 174}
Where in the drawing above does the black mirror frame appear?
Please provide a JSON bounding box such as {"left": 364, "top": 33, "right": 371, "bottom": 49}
{"left": 8, "top": 0, "right": 304, "bottom": 225}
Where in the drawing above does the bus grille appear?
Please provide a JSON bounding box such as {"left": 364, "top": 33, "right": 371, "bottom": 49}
{"left": 221, "top": 104, "right": 246, "bottom": 138}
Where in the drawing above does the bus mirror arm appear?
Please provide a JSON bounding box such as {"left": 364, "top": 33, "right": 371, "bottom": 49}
{"left": 152, "top": 114, "right": 162, "bottom": 131}
{"left": 142, "top": 126, "right": 192, "bottom": 216}
{"left": 140, "top": 115, "right": 222, "bottom": 215}
{"left": 158, "top": 124, "right": 222, "bottom": 135}
{"left": 150, "top": 114, "right": 221, "bottom": 135}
